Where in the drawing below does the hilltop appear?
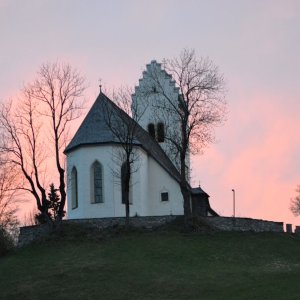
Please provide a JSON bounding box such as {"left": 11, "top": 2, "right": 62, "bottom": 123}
{"left": 1, "top": 225, "right": 300, "bottom": 300}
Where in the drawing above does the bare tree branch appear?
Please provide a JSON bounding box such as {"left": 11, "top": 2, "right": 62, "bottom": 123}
{"left": 0, "top": 159, "right": 22, "bottom": 235}
{"left": 290, "top": 185, "right": 300, "bottom": 217}
{"left": 0, "top": 62, "right": 86, "bottom": 223}
{"left": 145, "top": 49, "right": 227, "bottom": 223}
{"left": 103, "top": 87, "right": 147, "bottom": 225}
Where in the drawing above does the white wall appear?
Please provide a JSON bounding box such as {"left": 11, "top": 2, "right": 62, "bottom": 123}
{"left": 66, "top": 145, "right": 184, "bottom": 219}
{"left": 67, "top": 145, "right": 115, "bottom": 219}
{"left": 146, "top": 155, "right": 183, "bottom": 216}
{"left": 132, "top": 61, "right": 182, "bottom": 169}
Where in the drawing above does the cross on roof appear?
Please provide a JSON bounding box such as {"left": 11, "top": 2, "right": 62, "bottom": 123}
{"left": 98, "top": 78, "right": 102, "bottom": 93}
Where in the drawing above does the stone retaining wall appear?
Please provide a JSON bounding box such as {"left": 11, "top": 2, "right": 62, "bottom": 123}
{"left": 17, "top": 215, "right": 179, "bottom": 247}
{"left": 18, "top": 215, "right": 286, "bottom": 247}
{"left": 18, "top": 224, "right": 52, "bottom": 247}
{"left": 201, "top": 216, "right": 284, "bottom": 232}
{"left": 66, "top": 215, "right": 179, "bottom": 229}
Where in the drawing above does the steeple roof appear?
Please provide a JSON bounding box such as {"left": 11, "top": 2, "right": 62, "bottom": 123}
{"left": 64, "top": 93, "right": 135, "bottom": 152}
{"left": 64, "top": 92, "right": 181, "bottom": 182}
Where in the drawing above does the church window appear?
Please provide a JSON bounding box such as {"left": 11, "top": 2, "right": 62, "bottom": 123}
{"left": 121, "top": 162, "right": 133, "bottom": 205}
{"left": 161, "top": 192, "right": 169, "bottom": 202}
{"left": 71, "top": 167, "right": 78, "bottom": 209}
{"left": 148, "top": 123, "right": 155, "bottom": 139}
{"left": 157, "top": 122, "right": 165, "bottom": 143}
{"left": 91, "top": 161, "right": 103, "bottom": 203}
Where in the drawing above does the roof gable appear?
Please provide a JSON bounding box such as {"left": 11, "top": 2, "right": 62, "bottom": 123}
{"left": 64, "top": 93, "right": 118, "bottom": 152}
{"left": 64, "top": 92, "right": 181, "bottom": 182}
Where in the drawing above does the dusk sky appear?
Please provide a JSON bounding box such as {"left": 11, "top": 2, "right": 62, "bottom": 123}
{"left": 1, "top": 0, "right": 300, "bottom": 226}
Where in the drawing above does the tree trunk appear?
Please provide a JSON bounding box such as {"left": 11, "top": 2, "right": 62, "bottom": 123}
{"left": 181, "top": 183, "right": 191, "bottom": 224}
{"left": 180, "top": 123, "right": 191, "bottom": 225}
{"left": 54, "top": 130, "right": 66, "bottom": 222}
{"left": 125, "top": 189, "right": 130, "bottom": 227}
{"left": 58, "top": 168, "right": 66, "bottom": 221}
{"left": 124, "top": 162, "right": 131, "bottom": 227}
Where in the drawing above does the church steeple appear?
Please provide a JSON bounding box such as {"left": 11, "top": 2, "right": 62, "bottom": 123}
{"left": 132, "top": 60, "right": 182, "bottom": 171}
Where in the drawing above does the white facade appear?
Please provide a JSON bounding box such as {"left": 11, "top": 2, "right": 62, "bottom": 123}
{"left": 132, "top": 61, "right": 182, "bottom": 169}
{"left": 65, "top": 60, "right": 194, "bottom": 220}
{"left": 67, "top": 145, "right": 183, "bottom": 219}
{"left": 132, "top": 60, "right": 190, "bottom": 178}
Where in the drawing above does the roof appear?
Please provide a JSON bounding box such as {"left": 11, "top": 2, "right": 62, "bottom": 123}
{"left": 191, "top": 187, "right": 219, "bottom": 216}
{"left": 191, "top": 187, "right": 210, "bottom": 197}
{"left": 64, "top": 92, "right": 181, "bottom": 182}
{"left": 64, "top": 93, "right": 138, "bottom": 152}
{"left": 208, "top": 207, "right": 219, "bottom": 216}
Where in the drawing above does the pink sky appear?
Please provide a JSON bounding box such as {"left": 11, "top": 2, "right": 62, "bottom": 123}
{"left": 1, "top": 0, "right": 300, "bottom": 227}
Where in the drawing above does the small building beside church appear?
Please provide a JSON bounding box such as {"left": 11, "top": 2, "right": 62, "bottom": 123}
{"left": 191, "top": 187, "right": 218, "bottom": 217}
{"left": 64, "top": 61, "right": 218, "bottom": 219}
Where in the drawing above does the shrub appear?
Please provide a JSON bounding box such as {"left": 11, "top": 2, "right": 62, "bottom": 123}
{"left": 35, "top": 183, "right": 66, "bottom": 224}
{"left": 0, "top": 226, "right": 14, "bottom": 256}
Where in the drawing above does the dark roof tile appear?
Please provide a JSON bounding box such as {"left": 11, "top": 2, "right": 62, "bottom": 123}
{"left": 65, "top": 92, "right": 181, "bottom": 182}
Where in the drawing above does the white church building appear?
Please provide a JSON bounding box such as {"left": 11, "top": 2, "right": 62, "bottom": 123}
{"left": 64, "top": 61, "right": 217, "bottom": 219}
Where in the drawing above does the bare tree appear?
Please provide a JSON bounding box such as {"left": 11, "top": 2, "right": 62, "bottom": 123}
{"left": 146, "top": 49, "right": 226, "bottom": 222}
{"left": 103, "top": 88, "right": 147, "bottom": 226}
{"left": 0, "top": 96, "right": 50, "bottom": 221}
{"left": 290, "top": 185, "right": 300, "bottom": 216}
{"left": 0, "top": 160, "right": 20, "bottom": 233}
{"left": 0, "top": 62, "right": 86, "bottom": 223}
{"left": 0, "top": 157, "right": 22, "bottom": 252}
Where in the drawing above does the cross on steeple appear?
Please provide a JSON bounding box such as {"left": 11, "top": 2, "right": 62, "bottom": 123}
{"left": 98, "top": 78, "right": 102, "bottom": 93}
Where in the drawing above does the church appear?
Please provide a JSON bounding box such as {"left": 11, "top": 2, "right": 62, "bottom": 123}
{"left": 64, "top": 60, "right": 218, "bottom": 219}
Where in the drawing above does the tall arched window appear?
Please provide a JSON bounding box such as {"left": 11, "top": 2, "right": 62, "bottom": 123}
{"left": 148, "top": 123, "right": 155, "bottom": 139}
{"left": 91, "top": 161, "right": 103, "bottom": 203}
{"left": 71, "top": 167, "right": 78, "bottom": 209}
{"left": 157, "top": 122, "right": 165, "bottom": 143}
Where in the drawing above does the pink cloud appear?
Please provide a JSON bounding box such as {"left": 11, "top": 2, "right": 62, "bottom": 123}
{"left": 192, "top": 94, "right": 300, "bottom": 227}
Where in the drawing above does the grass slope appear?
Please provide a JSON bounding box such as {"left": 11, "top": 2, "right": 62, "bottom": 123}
{"left": 1, "top": 227, "right": 300, "bottom": 300}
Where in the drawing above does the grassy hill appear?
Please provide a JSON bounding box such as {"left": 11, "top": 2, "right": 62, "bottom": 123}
{"left": 1, "top": 225, "right": 300, "bottom": 300}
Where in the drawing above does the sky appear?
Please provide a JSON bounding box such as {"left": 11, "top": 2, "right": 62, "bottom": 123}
{"left": 1, "top": 0, "right": 300, "bottom": 227}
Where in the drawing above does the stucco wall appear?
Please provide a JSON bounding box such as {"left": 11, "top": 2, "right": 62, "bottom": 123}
{"left": 67, "top": 145, "right": 117, "bottom": 219}
{"left": 66, "top": 145, "right": 184, "bottom": 219}
{"left": 147, "top": 155, "right": 183, "bottom": 216}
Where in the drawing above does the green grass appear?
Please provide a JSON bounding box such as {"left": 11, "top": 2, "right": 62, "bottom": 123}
{"left": 1, "top": 227, "right": 300, "bottom": 300}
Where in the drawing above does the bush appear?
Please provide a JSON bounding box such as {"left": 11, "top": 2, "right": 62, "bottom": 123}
{"left": 34, "top": 183, "right": 66, "bottom": 225}
{"left": 0, "top": 226, "right": 14, "bottom": 256}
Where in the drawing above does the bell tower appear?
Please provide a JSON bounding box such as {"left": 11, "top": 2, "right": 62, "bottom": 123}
{"left": 132, "top": 60, "right": 188, "bottom": 174}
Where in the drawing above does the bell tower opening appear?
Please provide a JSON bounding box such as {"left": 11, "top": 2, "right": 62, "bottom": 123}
{"left": 148, "top": 123, "right": 155, "bottom": 139}
{"left": 157, "top": 122, "right": 165, "bottom": 143}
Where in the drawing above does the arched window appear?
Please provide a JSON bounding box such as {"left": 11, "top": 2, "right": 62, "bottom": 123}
{"left": 121, "top": 162, "right": 132, "bottom": 205}
{"left": 91, "top": 161, "right": 103, "bottom": 203}
{"left": 157, "top": 122, "right": 165, "bottom": 143}
{"left": 71, "top": 167, "right": 78, "bottom": 209}
{"left": 148, "top": 123, "right": 155, "bottom": 139}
